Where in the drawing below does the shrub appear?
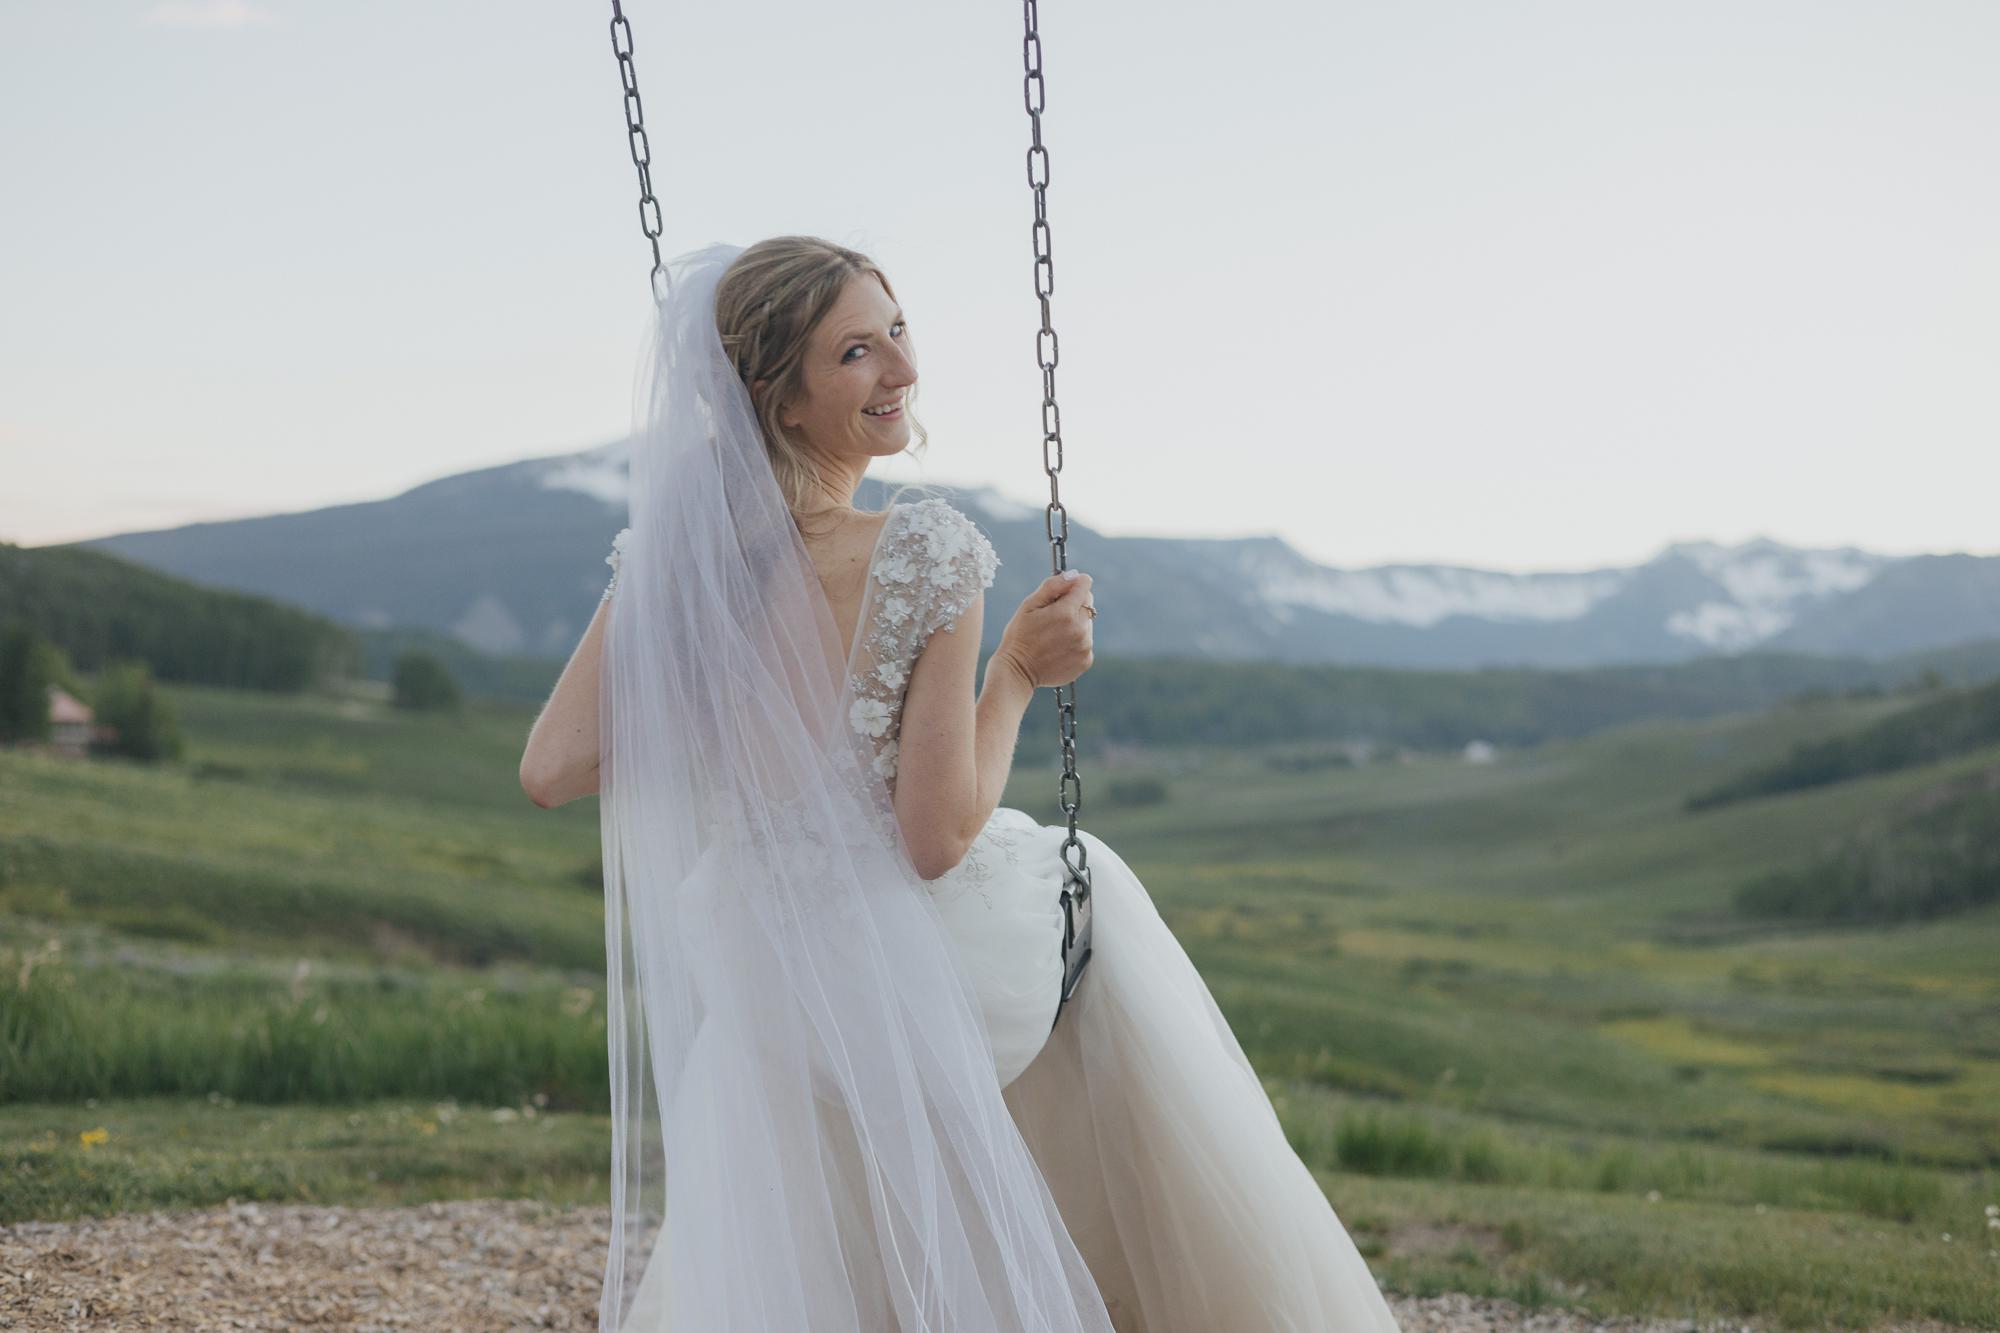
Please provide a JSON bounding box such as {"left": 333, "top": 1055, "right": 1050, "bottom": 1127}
{"left": 88, "top": 660, "right": 183, "bottom": 762}
{"left": 1334, "top": 1108, "right": 1454, "bottom": 1178}
{"left": 392, "top": 651, "right": 462, "bottom": 713}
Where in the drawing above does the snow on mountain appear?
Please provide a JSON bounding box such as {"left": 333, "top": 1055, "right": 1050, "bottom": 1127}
{"left": 1659, "top": 538, "right": 1888, "bottom": 649}
{"left": 534, "top": 440, "right": 629, "bottom": 506}
{"left": 1240, "top": 534, "right": 1901, "bottom": 650}
{"left": 1247, "top": 547, "right": 1627, "bottom": 628}
{"left": 964, "top": 490, "right": 1046, "bottom": 523}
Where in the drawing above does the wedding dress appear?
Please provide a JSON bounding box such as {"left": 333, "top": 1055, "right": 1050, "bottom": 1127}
{"left": 832, "top": 495, "right": 1404, "bottom": 1333}
{"left": 595, "top": 239, "right": 1399, "bottom": 1331}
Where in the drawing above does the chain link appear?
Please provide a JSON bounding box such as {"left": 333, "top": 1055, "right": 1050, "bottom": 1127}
{"left": 608, "top": 1, "right": 670, "bottom": 304}
{"left": 1022, "top": 0, "right": 1094, "bottom": 1022}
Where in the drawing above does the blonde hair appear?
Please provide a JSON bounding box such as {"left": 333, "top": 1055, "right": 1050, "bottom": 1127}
{"left": 716, "top": 236, "right": 943, "bottom": 537}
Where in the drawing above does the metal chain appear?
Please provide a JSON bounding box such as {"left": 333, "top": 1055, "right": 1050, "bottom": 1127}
{"left": 602, "top": 0, "right": 1093, "bottom": 1012}
{"left": 1022, "top": 0, "right": 1093, "bottom": 1012}
{"left": 608, "top": 1, "right": 670, "bottom": 304}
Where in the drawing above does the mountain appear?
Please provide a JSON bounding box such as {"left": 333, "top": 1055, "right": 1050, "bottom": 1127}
{"left": 60, "top": 439, "right": 2000, "bottom": 670}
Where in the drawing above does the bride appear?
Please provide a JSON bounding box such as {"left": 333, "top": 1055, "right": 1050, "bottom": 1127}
{"left": 520, "top": 236, "right": 1401, "bottom": 1332}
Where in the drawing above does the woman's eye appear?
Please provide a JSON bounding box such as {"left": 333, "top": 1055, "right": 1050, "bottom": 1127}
{"left": 844, "top": 322, "right": 907, "bottom": 362}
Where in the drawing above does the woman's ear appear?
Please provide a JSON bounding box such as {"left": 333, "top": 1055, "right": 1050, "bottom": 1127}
{"left": 750, "top": 378, "right": 793, "bottom": 427}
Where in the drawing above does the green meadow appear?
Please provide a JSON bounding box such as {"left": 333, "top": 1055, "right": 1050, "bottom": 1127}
{"left": 3, "top": 680, "right": 1996, "bottom": 1328}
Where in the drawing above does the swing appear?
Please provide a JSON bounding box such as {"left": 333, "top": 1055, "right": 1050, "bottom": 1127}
{"left": 602, "top": 1, "right": 1094, "bottom": 1030}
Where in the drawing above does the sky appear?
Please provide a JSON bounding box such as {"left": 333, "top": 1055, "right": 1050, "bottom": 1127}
{"left": 2, "top": 0, "right": 1995, "bottom": 574}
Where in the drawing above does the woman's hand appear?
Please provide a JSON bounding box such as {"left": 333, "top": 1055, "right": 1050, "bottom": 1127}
{"left": 993, "top": 571, "right": 1095, "bottom": 688}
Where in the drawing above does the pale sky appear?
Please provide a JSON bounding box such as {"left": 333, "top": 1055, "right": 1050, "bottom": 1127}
{"left": 3, "top": 0, "right": 1995, "bottom": 573}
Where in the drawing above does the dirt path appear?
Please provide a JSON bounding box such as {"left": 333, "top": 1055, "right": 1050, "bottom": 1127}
{"left": 0, "top": 1198, "right": 1963, "bottom": 1331}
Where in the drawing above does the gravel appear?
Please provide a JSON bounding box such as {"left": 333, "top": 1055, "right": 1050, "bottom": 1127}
{"left": 0, "top": 1198, "right": 1967, "bottom": 1332}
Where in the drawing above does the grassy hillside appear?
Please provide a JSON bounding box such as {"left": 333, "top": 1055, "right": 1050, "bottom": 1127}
{"left": 2, "top": 679, "right": 1996, "bottom": 1327}
{"left": 0, "top": 541, "right": 359, "bottom": 691}
{"left": 1733, "top": 762, "right": 2000, "bottom": 926}
{"left": 1689, "top": 674, "right": 2000, "bottom": 810}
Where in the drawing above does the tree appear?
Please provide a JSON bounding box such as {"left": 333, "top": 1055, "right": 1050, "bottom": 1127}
{"left": 90, "top": 659, "right": 184, "bottom": 762}
{"left": 0, "top": 621, "right": 55, "bottom": 744}
{"left": 392, "top": 650, "right": 462, "bottom": 713}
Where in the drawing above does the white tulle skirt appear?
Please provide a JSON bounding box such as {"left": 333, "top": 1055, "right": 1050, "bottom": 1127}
{"left": 919, "top": 806, "right": 1404, "bottom": 1333}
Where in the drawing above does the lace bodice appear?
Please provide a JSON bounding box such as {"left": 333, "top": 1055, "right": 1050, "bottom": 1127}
{"left": 600, "top": 497, "right": 1001, "bottom": 794}
{"left": 844, "top": 498, "right": 1001, "bottom": 788}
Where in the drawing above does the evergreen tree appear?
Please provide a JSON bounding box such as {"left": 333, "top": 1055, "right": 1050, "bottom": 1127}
{"left": 392, "top": 650, "right": 462, "bottom": 713}
{"left": 0, "top": 621, "right": 54, "bottom": 744}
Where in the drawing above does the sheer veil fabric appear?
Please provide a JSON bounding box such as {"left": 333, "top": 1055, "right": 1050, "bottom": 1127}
{"left": 595, "top": 242, "right": 1117, "bottom": 1332}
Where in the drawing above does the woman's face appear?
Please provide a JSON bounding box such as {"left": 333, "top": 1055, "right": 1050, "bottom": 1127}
{"left": 774, "top": 272, "right": 916, "bottom": 467}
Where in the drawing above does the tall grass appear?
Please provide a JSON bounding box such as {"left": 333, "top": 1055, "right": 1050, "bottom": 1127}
{"left": 1, "top": 946, "right": 605, "bottom": 1108}
{"left": 1276, "top": 1089, "right": 1954, "bottom": 1226}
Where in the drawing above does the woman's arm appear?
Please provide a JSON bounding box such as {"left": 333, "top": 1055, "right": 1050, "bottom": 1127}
{"left": 519, "top": 593, "right": 610, "bottom": 808}
{"left": 970, "top": 643, "right": 1038, "bottom": 844}
{"left": 892, "top": 571, "right": 1093, "bottom": 877}
{"left": 892, "top": 593, "right": 1024, "bottom": 877}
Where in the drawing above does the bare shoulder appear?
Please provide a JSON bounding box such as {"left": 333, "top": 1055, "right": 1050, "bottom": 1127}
{"left": 802, "top": 507, "right": 895, "bottom": 577}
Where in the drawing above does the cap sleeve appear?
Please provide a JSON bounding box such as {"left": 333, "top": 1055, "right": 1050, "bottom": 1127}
{"left": 907, "top": 499, "right": 1001, "bottom": 640}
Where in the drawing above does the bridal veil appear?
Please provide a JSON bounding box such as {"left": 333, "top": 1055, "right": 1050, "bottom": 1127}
{"left": 595, "top": 241, "right": 1115, "bottom": 1332}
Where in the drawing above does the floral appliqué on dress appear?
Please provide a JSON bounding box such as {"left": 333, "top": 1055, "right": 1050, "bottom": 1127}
{"left": 600, "top": 527, "right": 632, "bottom": 604}
{"left": 844, "top": 499, "right": 1001, "bottom": 790}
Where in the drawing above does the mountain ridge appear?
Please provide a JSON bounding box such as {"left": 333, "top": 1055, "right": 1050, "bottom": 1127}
{"left": 58, "top": 438, "right": 2000, "bottom": 669}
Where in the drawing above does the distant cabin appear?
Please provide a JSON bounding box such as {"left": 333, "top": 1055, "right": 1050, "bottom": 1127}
{"left": 1462, "top": 739, "right": 1498, "bottom": 765}
{"left": 45, "top": 685, "right": 100, "bottom": 759}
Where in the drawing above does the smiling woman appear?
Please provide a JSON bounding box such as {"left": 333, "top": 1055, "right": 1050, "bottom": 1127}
{"left": 518, "top": 238, "right": 935, "bottom": 812}
{"left": 722, "top": 236, "right": 929, "bottom": 533}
